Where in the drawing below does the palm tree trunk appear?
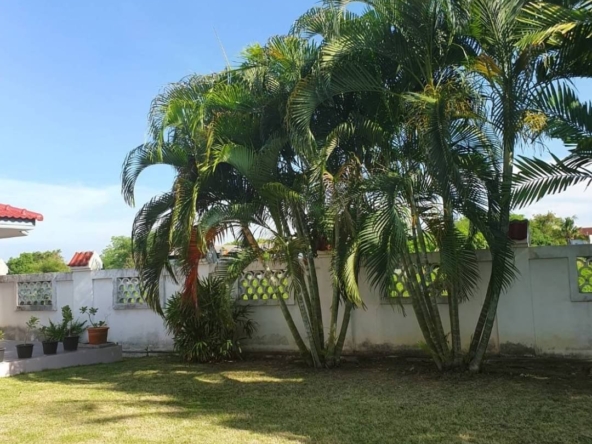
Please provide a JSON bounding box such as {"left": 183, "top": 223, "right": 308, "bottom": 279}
{"left": 468, "top": 280, "right": 493, "bottom": 357}
{"left": 448, "top": 289, "right": 461, "bottom": 365}
{"left": 325, "top": 280, "right": 341, "bottom": 368}
{"left": 409, "top": 288, "right": 444, "bottom": 370}
{"left": 299, "top": 268, "right": 325, "bottom": 366}
{"left": 334, "top": 300, "right": 353, "bottom": 364}
{"left": 326, "top": 223, "right": 341, "bottom": 367}
{"left": 469, "top": 121, "right": 515, "bottom": 371}
{"left": 277, "top": 295, "right": 312, "bottom": 365}
{"left": 241, "top": 225, "right": 260, "bottom": 252}
{"left": 306, "top": 251, "right": 325, "bottom": 352}
{"left": 402, "top": 250, "right": 445, "bottom": 367}
{"left": 408, "top": 208, "right": 450, "bottom": 362}
{"left": 292, "top": 208, "right": 325, "bottom": 353}
{"left": 443, "top": 203, "right": 462, "bottom": 365}
{"left": 469, "top": 249, "right": 508, "bottom": 371}
{"left": 294, "top": 275, "right": 323, "bottom": 368}
{"left": 285, "top": 253, "right": 323, "bottom": 368}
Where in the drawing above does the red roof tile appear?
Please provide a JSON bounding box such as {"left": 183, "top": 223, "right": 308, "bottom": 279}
{"left": 0, "top": 204, "right": 43, "bottom": 222}
{"left": 580, "top": 227, "right": 592, "bottom": 236}
{"left": 68, "top": 252, "right": 95, "bottom": 267}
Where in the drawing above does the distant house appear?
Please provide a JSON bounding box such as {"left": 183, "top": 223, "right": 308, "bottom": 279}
{"left": 0, "top": 204, "right": 44, "bottom": 276}
{"left": 580, "top": 227, "right": 592, "bottom": 244}
{"left": 0, "top": 204, "right": 43, "bottom": 240}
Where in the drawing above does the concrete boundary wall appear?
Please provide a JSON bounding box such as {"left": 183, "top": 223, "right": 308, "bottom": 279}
{"left": 1, "top": 245, "right": 592, "bottom": 357}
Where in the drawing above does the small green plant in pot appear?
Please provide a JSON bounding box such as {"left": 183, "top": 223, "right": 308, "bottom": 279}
{"left": 61, "top": 306, "right": 86, "bottom": 352}
{"left": 80, "top": 307, "right": 109, "bottom": 345}
{"left": 16, "top": 317, "right": 39, "bottom": 359}
{"left": 0, "top": 329, "right": 5, "bottom": 362}
{"left": 39, "top": 320, "right": 65, "bottom": 355}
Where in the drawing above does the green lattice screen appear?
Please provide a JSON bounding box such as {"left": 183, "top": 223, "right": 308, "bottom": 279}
{"left": 576, "top": 257, "right": 592, "bottom": 293}
{"left": 240, "top": 270, "right": 290, "bottom": 301}
{"left": 388, "top": 265, "right": 447, "bottom": 299}
{"left": 116, "top": 277, "right": 147, "bottom": 305}
{"left": 17, "top": 281, "right": 53, "bottom": 306}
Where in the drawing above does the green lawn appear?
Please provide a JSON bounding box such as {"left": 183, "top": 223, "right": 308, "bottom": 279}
{"left": 1, "top": 357, "right": 591, "bottom": 444}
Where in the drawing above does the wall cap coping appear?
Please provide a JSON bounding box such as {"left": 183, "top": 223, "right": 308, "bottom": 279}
{"left": 0, "top": 272, "right": 72, "bottom": 283}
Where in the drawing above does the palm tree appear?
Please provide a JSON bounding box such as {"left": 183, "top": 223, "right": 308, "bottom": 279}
{"left": 123, "top": 0, "right": 591, "bottom": 371}
{"left": 291, "top": 0, "right": 589, "bottom": 371}
{"left": 123, "top": 35, "right": 365, "bottom": 368}
{"left": 290, "top": 0, "right": 498, "bottom": 368}
{"left": 461, "top": 0, "right": 592, "bottom": 370}
{"left": 561, "top": 216, "right": 583, "bottom": 244}
{"left": 121, "top": 73, "right": 233, "bottom": 312}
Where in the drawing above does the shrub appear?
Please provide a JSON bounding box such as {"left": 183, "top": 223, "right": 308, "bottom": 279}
{"left": 60, "top": 305, "right": 87, "bottom": 337}
{"left": 164, "top": 276, "right": 256, "bottom": 363}
{"left": 39, "top": 319, "right": 66, "bottom": 342}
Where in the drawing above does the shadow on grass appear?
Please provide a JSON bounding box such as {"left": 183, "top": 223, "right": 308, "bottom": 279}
{"left": 12, "top": 356, "right": 592, "bottom": 444}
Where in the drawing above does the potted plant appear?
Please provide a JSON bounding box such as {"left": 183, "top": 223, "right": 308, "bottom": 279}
{"left": 16, "top": 316, "right": 39, "bottom": 359}
{"left": 61, "top": 306, "right": 86, "bottom": 352}
{"left": 80, "top": 307, "right": 109, "bottom": 345}
{"left": 0, "top": 329, "right": 5, "bottom": 362}
{"left": 39, "top": 320, "right": 65, "bottom": 355}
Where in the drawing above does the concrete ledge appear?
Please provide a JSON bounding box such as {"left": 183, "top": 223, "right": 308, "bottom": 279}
{"left": 0, "top": 341, "right": 122, "bottom": 378}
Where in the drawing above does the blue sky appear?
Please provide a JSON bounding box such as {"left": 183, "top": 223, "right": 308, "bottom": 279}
{"left": 0, "top": 1, "right": 590, "bottom": 261}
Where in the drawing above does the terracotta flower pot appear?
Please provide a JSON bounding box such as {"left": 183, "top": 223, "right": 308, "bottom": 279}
{"left": 87, "top": 327, "right": 109, "bottom": 345}
{"left": 508, "top": 220, "right": 529, "bottom": 241}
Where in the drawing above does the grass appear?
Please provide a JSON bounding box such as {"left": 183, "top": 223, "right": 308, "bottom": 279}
{"left": 1, "top": 356, "right": 591, "bottom": 443}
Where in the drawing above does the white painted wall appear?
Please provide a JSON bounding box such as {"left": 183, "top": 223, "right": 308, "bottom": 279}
{"left": 244, "top": 246, "right": 592, "bottom": 357}
{"left": 0, "top": 259, "right": 8, "bottom": 276}
{"left": 1, "top": 245, "right": 592, "bottom": 357}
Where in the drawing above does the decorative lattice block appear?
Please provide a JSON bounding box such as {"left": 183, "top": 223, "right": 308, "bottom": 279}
{"left": 239, "top": 270, "right": 289, "bottom": 301}
{"left": 17, "top": 281, "right": 53, "bottom": 306}
{"left": 116, "top": 277, "right": 147, "bottom": 305}
{"left": 576, "top": 257, "right": 592, "bottom": 294}
{"left": 388, "top": 265, "right": 447, "bottom": 299}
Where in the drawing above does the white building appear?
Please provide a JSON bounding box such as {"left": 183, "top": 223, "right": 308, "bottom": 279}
{"left": 0, "top": 204, "right": 44, "bottom": 275}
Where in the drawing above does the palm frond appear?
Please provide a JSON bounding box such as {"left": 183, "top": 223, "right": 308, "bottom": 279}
{"left": 513, "top": 154, "right": 592, "bottom": 207}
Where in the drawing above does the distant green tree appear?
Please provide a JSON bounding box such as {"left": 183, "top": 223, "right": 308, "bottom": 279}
{"left": 526, "top": 213, "right": 585, "bottom": 246}
{"left": 101, "top": 236, "right": 134, "bottom": 269}
{"left": 7, "top": 250, "right": 69, "bottom": 275}
{"left": 560, "top": 217, "right": 584, "bottom": 245}
{"left": 455, "top": 218, "right": 488, "bottom": 250}
{"left": 529, "top": 212, "right": 565, "bottom": 246}
{"left": 455, "top": 214, "right": 526, "bottom": 250}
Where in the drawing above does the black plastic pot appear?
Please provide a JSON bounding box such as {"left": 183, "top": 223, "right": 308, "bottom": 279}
{"left": 62, "top": 336, "right": 79, "bottom": 352}
{"left": 42, "top": 341, "right": 59, "bottom": 355}
{"left": 16, "top": 344, "right": 34, "bottom": 359}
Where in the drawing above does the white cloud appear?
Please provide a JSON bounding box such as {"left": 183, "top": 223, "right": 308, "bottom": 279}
{"left": 0, "top": 178, "right": 164, "bottom": 262}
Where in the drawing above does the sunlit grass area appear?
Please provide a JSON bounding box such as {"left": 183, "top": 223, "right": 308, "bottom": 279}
{"left": 1, "top": 357, "right": 591, "bottom": 443}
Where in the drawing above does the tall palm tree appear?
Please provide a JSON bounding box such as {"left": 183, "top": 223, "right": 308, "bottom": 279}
{"left": 290, "top": 0, "right": 498, "bottom": 368}
{"left": 292, "top": 0, "right": 588, "bottom": 371}
{"left": 123, "top": 35, "right": 365, "bottom": 368}
{"left": 121, "top": 73, "right": 235, "bottom": 312}
{"left": 462, "top": 0, "right": 592, "bottom": 370}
